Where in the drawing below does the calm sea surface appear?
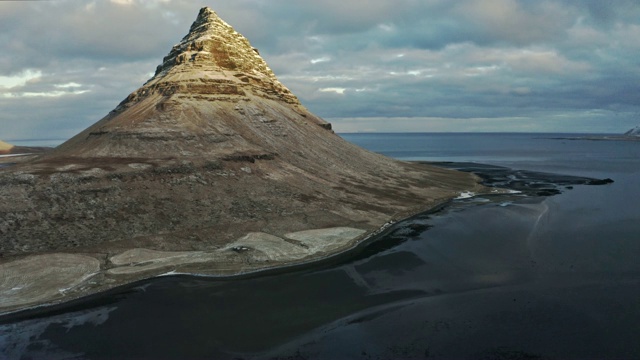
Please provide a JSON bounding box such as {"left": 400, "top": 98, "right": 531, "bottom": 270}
{"left": 1, "top": 133, "right": 639, "bottom": 359}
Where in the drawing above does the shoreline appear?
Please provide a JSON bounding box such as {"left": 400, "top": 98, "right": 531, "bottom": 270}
{"left": 0, "top": 196, "right": 467, "bottom": 319}
{"left": 0, "top": 158, "right": 613, "bottom": 319}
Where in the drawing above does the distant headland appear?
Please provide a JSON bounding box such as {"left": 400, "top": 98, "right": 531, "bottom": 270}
{"left": 549, "top": 126, "right": 640, "bottom": 141}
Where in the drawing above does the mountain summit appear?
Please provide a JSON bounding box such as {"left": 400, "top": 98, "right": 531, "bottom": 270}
{"left": 153, "top": 7, "right": 294, "bottom": 101}
{"left": 0, "top": 7, "right": 482, "bottom": 313}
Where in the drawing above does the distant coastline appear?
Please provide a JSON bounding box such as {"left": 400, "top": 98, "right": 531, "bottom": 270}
{"left": 342, "top": 131, "right": 640, "bottom": 142}
{"left": 547, "top": 134, "right": 640, "bottom": 142}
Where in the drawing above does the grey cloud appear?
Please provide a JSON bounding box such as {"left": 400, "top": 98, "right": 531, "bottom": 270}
{"left": 1, "top": 0, "right": 639, "bottom": 141}
{"left": 564, "top": 0, "right": 640, "bottom": 27}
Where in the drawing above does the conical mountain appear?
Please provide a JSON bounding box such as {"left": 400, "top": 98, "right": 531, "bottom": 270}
{"left": 53, "top": 7, "right": 326, "bottom": 159}
{"left": 0, "top": 7, "right": 482, "bottom": 312}
{"left": 5, "top": 6, "right": 481, "bottom": 253}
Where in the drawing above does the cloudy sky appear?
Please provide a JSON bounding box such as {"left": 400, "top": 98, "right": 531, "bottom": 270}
{"left": 1, "top": 0, "right": 639, "bottom": 142}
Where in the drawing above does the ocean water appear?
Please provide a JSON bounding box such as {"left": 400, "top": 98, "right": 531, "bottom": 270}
{"left": 1, "top": 133, "right": 639, "bottom": 359}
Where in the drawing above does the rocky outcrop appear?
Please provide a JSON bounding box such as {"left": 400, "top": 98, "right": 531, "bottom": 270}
{"left": 0, "top": 7, "right": 484, "bottom": 313}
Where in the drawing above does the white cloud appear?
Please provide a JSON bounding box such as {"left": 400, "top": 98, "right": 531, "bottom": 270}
{"left": 280, "top": 75, "right": 354, "bottom": 82}
{"left": 110, "top": 0, "right": 134, "bottom": 5}
{"left": 54, "top": 82, "right": 82, "bottom": 89}
{"left": 319, "top": 87, "right": 347, "bottom": 95}
{"left": 0, "top": 70, "right": 42, "bottom": 89}
{"left": 310, "top": 57, "right": 331, "bottom": 64}
{"left": 3, "top": 89, "right": 90, "bottom": 99}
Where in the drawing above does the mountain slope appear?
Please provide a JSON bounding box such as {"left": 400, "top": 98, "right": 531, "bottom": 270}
{"left": 2, "top": 6, "right": 482, "bottom": 254}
